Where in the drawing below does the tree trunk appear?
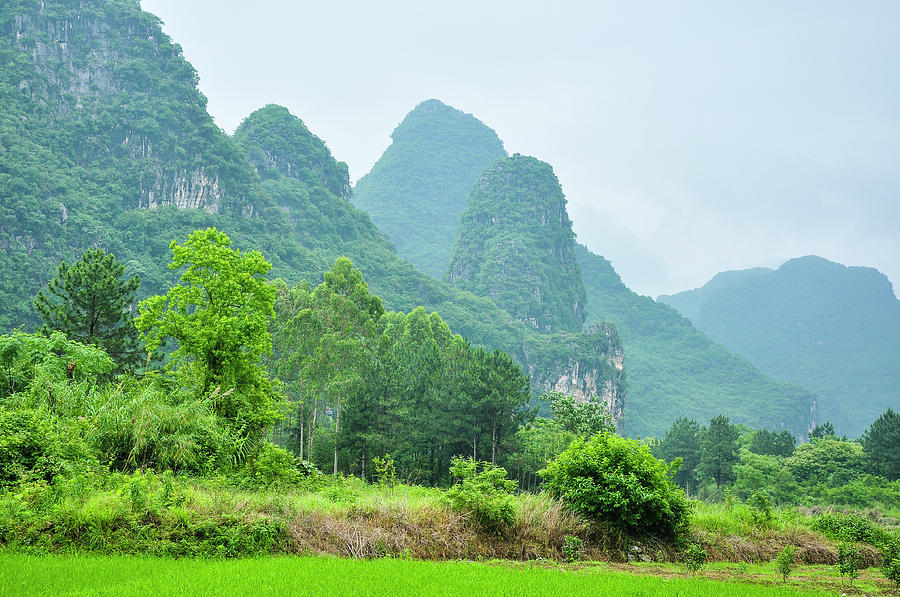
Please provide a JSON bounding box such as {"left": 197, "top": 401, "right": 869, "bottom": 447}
{"left": 333, "top": 399, "right": 341, "bottom": 476}
{"left": 491, "top": 416, "right": 497, "bottom": 465}
{"left": 298, "top": 403, "right": 305, "bottom": 459}
{"left": 308, "top": 399, "right": 318, "bottom": 459}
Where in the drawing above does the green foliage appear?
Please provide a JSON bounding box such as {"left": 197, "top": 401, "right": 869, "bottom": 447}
{"left": 881, "top": 542, "right": 900, "bottom": 587}
{"left": 811, "top": 512, "right": 893, "bottom": 547}
{"left": 372, "top": 454, "right": 398, "bottom": 488}
{"left": 748, "top": 429, "right": 795, "bottom": 458}
{"left": 136, "top": 228, "right": 279, "bottom": 439}
{"left": 0, "top": 407, "right": 60, "bottom": 489}
{"left": 244, "top": 443, "right": 306, "bottom": 488}
{"left": 576, "top": 245, "right": 815, "bottom": 438}
{"left": 352, "top": 99, "right": 507, "bottom": 278}
{"left": 699, "top": 415, "right": 740, "bottom": 489}
{"left": 447, "top": 155, "right": 586, "bottom": 333}
{"left": 809, "top": 422, "right": 836, "bottom": 440}
{"left": 785, "top": 438, "right": 864, "bottom": 486}
{"left": 546, "top": 391, "right": 614, "bottom": 438}
{"left": 774, "top": 545, "right": 797, "bottom": 582}
{"left": 684, "top": 543, "right": 707, "bottom": 573}
{"left": 656, "top": 417, "right": 702, "bottom": 495}
{"left": 445, "top": 457, "right": 517, "bottom": 532}
{"left": 836, "top": 541, "right": 863, "bottom": 585}
{"left": 862, "top": 409, "right": 899, "bottom": 481}
{"left": 562, "top": 535, "right": 583, "bottom": 563}
{"left": 659, "top": 256, "right": 900, "bottom": 437}
{"left": 34, "top": 248, "right": 143, "bottom": 369}
{"left": 540, "top": 432, "right": 689, "bottom": 540}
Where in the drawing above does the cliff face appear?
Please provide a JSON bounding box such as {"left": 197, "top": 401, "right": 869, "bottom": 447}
{"left": 5, "top": 0, "right": 256, "bottom": 215}
{"left": 352, "top": 99, "right": 507, "bottom": 278}
{"left": 447, "top": 155, "right": 586, "bottom": 334}
{"left": 524, "top": 324, "right": 626, "bottom": 434}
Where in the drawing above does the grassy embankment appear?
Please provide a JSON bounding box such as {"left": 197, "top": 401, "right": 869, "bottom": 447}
{"left": 1, "top": 472, "right": 896, "bottom": 565}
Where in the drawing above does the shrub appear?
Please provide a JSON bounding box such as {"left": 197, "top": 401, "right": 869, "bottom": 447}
{"left": 562, "top": 535, "right": 583, "bottom": 562}
{"left": 836, "top": 542, "right": 863, "bottom": 585}
{"left": 812, "top": 511, "right": 892, "bottom": 548}
{"left": 540, "top": 432, "right": 689, "bottom": 539}
{"left": 684, "top": 543, "right": 707, "bottom": 573}
{"left": 881, "top": 542, "right": 900, "bottom": 587}
{"left": 245, "top": 443, "right": 302, "bottom": 487}
{"left": 372, "top": 453, "right": 397, "bottom": 488}
{"left": 445, "top": 457, "right": 516, "bottom": 532}
{"left": 0, "top": 407, "right": 61, "bottom": 489}
{"left": 774, "top": 545, "right": 797, "bottom": 582}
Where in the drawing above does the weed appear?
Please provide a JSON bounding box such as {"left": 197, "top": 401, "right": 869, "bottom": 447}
{"left": 562, "top": 535, "right": 583, "bottom": 563}
{"left": 684, "top": 543, "right": 707, "bottom": 573}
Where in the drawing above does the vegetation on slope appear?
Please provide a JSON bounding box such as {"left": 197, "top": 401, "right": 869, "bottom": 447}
{"left": 352, "top": 99, "right": 507, "bottom": 278}
{"left": 659, "top": 256, "right": 900, "bottom": 437}
{"left": 576, "top": 244, "right": 815, "bottom": 437}
{"left": 447, "top": 154, "right": 586, "bottom": 334}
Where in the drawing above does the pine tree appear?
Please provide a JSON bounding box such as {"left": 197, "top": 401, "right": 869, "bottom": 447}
{"left": 862, "top": 409, "right": 899, "bottom": 480}
{"left": 699, "top": 414, "right": 740, "bottom": 489}
{"left": 34, "top": 248, "right": 142, "bottom": 368}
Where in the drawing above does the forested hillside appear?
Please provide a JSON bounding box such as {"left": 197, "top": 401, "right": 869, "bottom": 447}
{"left": 352, "top": 99, "right": 507, "bottom": 278}
{"left": 447, "top": 154, "right": 586, "bottom": 334}
{"left": 576, "top": 245, "right": 815, "bottom": 437}
{"left": 660, "top": 256, "right": 900, "bottom": 437}
{"left": 0, "top": 0, "right": 624, "bottom": 421}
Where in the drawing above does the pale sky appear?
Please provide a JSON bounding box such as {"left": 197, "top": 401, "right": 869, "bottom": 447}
{"left": 140, "top": 0, "right": 900, "bottom": 298}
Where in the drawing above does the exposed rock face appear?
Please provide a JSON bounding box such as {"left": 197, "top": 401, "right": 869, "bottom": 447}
{"left": 523, "top": 323, "right": 626, "bottom": 433}
{"left": 447, "top": 155, "right": 586, "bottom": 333}
{"left": 8, "top": 2, "right": 235, "bottom": 215}
{"left": 139, "top": 167, "right": 223, "bottom": 214}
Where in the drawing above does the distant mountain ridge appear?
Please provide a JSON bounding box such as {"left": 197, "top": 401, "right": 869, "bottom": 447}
{"left": 659, "top": 255, "right": 900, "bottom": 437}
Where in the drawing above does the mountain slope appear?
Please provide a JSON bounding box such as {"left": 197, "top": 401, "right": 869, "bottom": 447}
{"left": 446, "top": 154, "right": 586, "bottom": 333}
{"left": 659, "top": 255, "right": 900, "bottom": 436}
{"left": 352, "top": 99, "right": 507, "bottom": 278}
{"left": 577, "top": 245, "right": 816, "bottom": 437}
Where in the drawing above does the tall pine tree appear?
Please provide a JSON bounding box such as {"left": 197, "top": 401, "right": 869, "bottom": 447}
{"left": 35, "top": 248, "right": 142, "bottom": 369}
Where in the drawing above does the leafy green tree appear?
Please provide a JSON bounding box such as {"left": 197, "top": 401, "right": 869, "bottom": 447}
{"left": 749, "top": 429, "right": 796, "bottom": 458}
{"left": 861, "top": 409, "right": 899, "bottom": 481}
{"left": 135, "top": 228, "right": 278, "bottom": 440}
{"left": 785, "top": 438, "right": 865, "bottom": 485}
{"left": 34, "top": 248, "right": 142, "bottom": 368}
{"left": 546, "top": 391, "right": 614, "bottom": 438}
{"left": 699, "top": 415, "right": 740, "bottom": 489}
{"left": 656, "top": 417, "right": 702, "bottom": 496}
{"left": 299, "top": 257, "right": 384, "bottom": 475}
{"left": 540, "top": 431, "right": 689, "bottom": 539}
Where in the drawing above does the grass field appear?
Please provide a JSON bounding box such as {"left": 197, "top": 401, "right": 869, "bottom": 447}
{"left": 0, "top": 553, "right": 845, "bottom": 597}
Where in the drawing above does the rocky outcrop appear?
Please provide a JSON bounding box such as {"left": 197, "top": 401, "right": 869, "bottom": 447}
{"left": 138, "top": 167, "right": 223, "bottom": 214}
{"left": 523, "top": 323, "right": 626, "bottom": 433}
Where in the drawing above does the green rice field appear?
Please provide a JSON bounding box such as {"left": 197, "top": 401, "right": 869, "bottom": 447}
{"left": 0, "top": 554, "right": 836, "bottom": 597}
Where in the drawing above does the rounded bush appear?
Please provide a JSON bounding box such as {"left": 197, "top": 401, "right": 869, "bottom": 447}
{"left": 540, "top": 432, "right": 689, "bottom": 539}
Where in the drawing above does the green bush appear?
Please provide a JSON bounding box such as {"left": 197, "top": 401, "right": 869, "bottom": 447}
{"left": 445, "top": 457, "right": 516, "bottom": 532}
{"left": 836, "top": 542, "right": 863, "bottom": 585}
{"left": 562, "top": 535, "right": 583, "bottom": 562}
{"left": 540, "top": 432, "right": 689, "bottom": 539}
{"left": 882, "top": 542, "right": 900, "bottom": 587}
{"left": 774, "top": 545, "right": 797, "bottom": 582}
{"left": 0, "top": 407, "right": 61, "bottom": 489}
{"left": 245, "top": 443, "right": 304, "bottom": 487}
{"left": 812, "top": 511, "right": 892, "bottom": 548}
{"left": 684, "top": 543, "right": 707, "bottom": 573}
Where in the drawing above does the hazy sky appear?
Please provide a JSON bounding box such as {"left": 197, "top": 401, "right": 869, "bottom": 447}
{"left": 140, "top": 0, "right": 899, "bottom": 298}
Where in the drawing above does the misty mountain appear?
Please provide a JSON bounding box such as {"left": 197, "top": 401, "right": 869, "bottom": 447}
{"left": 659, "top": 255, "right": 900, "bottom": 437}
